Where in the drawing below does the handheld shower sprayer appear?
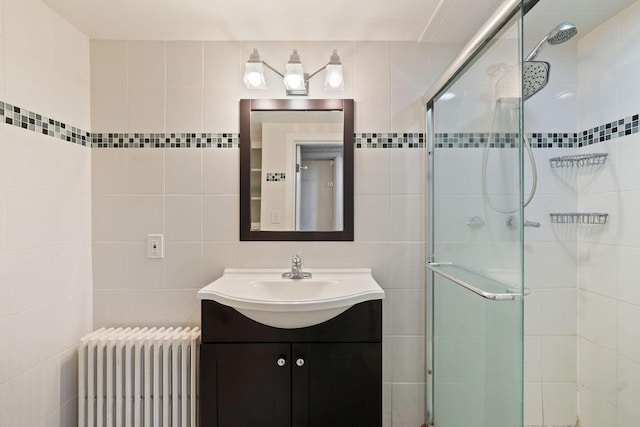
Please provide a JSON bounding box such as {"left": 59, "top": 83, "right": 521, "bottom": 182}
{"left": 525, "top": 22, "right": 577, "bottom": 61}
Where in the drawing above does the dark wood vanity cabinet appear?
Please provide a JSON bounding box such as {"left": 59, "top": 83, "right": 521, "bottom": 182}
{"left": 200, "top": 300, "right": 382, "bottom": 427}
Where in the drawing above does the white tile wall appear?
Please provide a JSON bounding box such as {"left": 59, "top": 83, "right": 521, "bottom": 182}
{"left": 580, "top": 290, "right": 617, "bottom": 351}
{"left": 617, "top": 357, "right": 640, "bottom": 422}
{"left": 392, "top": 383, "right": 425, "bottom": 427}
{"left": 3, "top": 0, "right": 89, "bottom": 129}
{"left": 579, "top": 338, "right": 617, "bottom": 403}
{"left": 617, "top": 302, "right": 640, "bottom": 365}
{"left": 91, "top": 40, "right": 429, "bottom": 134}
{"left": 0, "top": 317, "right": 7, "bottom": 384}
{"left": 618, "top": 246, "right": 640, "bottom": 307}
{"left": 579, "top": 387, "right": 617, "bottom": 427}
{"left": 575, "top": 4, "right": 640, "bottom": 426}
{"left": 616, "top": 134, "right": 640, "bottom": 193}
{"left": 355, "top": 195, "right": 392, "bottom": 242}
{"left": 166, "top": 87, "right": 204, "bottom": 132}
{"left": 165, "top": 195, "right": 202, "bottom": 241}
{"left": 524, "top": 383, "right": 543, "bottom": 425}
{"left": 125, "top": 242, "right": 164, "bottom": 290}
{"left": 354, "top": 149, "right": 391, "bottom": 195}
{"left": 90, "top": 40, "right": 128, "bottom": 132}
{"left": 92, "top": 243, "right": 126, "bottom": 289}
{"left": 542, "top": 383, "right": 578, "bottom": 426}
{"left": 0, "top": 383, "right": 7, "bottom": 427}
{"left": 166, "top": 41, "right": 203, "bottom": 88}
{"left": 126, "top": 149, "right": 165, "bottom": 194}
{"left": 577, "top": 16, "right": 619, "bottom": 131}
{"left": 0, "top": 2, "right": 93, "bottom": 426}
{"left": 541, "top": 336, "right": 576, "bottom": 382}
{"left": 125, "top": 196, "right": 164, "bottom": 242}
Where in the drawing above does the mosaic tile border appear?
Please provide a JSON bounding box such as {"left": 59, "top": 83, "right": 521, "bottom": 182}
{"left": 354, "top": 133, "right": 424, "bottom": 148}
{"left": 0, "top": 101, "right": 636, "bottom": 152}
{"left": 435, "top": 114, "right": 639, "bottom": 149}
{"left": 92, "top": 132, "right": 425, "bottom": 148}
{"left": 91, "top": 133, "right": 239, "bottom": 148}
{"left": 577, "top": 114, "right": 639, "bottom": 147}
{"left": 266, "top": 172, "right": 286, "bottom": 182}
{"left": 435, "top": 132, "right": 578, "bottom": 149}
{"left": 0, "top": 101, "right": 90, "bottom": 146}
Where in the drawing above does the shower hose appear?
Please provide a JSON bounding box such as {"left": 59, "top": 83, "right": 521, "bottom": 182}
{"left": 481, "top": 99, "right": 538, "bottom": 214}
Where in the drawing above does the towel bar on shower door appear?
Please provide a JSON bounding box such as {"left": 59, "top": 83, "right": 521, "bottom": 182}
{"left": 427, "top": 262, "right": 530, "bottom": 301}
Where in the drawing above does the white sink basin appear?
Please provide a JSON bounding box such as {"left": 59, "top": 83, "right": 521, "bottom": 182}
{"left": 198, "top": 268, "right": 385, "bottom": 329}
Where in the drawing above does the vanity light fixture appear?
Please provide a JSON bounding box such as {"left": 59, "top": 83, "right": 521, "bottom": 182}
{"left": 243, "top": 48, "right": 344, "bottom": 96}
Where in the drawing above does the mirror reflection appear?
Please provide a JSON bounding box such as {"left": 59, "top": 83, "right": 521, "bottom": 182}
{"left": 239, "top": 98, "right": 353, "bottom": 241}
{"left": 250, "top": 110, "right": 344, "bottom": 232}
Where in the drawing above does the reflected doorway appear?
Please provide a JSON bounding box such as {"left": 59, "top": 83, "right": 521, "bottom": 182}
{"left": 295, "top": 144, "right": 343, "bottom": 231}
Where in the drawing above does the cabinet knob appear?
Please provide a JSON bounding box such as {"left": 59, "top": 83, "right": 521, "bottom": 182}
{"left": 277, "top": 357, "right": 286, "bottom": 367}
{"left": 296, "top": 358, "right": 305, "bottom": 367}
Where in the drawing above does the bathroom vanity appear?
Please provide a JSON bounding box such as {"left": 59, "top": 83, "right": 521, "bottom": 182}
{"left": 198, "top": 268, "right": 384, "bottom": 426}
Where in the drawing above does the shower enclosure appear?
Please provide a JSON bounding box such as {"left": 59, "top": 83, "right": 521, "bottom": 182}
{"left": 425, "top": 2, "right": 527, "bottom": 425}
{"left": 424, "top": 0, "right": 640, "bottom": 426}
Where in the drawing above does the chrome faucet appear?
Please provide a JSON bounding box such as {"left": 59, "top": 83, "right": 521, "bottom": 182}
{"left": 282, "top": 254, "right": 312, "bottom": 279}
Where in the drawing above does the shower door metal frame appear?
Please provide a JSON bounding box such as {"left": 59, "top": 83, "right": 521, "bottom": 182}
{"left": 422, "top": 0, "right": 539, "bottom": 106}
{"left": 423, "top": 0, "right": 538, "bottom": 424}
{"left": 425, "top": 101, "right": 435, "bottom": 425}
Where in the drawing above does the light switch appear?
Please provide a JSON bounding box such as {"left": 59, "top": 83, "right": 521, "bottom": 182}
{"left": 271, "top": 210, "right": 281, "bottom": 224}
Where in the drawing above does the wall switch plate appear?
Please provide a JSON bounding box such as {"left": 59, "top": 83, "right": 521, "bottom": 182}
{"left": 271, "top": 210, "right": 281, "bottom": 224}
{"left": 147, "top": 234, "right": 164, "bottom": 259}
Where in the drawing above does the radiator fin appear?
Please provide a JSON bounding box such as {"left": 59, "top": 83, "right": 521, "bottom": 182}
{"left": 78, "top": 327, "right": 200, "bottom": 427}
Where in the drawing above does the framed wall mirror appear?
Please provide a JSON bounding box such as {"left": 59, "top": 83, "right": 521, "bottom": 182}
{"left": 240, "top": 99, "right": 354, "bottom": 241}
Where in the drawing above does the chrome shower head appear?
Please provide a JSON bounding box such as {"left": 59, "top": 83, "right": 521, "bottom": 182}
{"left": 547, "top": 22, "right": 578, "bottom": 45}
{"left": 493, "top": 61, "right": 550, "bottom": 101}
{"left": 523, "top": 61, "right": 550, "bottom": 100}
{"left": 525, "top": 22, "right": 578, "bottom": 61}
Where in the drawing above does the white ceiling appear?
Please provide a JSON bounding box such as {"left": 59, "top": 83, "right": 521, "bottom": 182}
{"left": 40, "top": 0, "right": 637, "bottom": 44}
{"left": 40, "top": 0, "right": 502, "bottom": 42}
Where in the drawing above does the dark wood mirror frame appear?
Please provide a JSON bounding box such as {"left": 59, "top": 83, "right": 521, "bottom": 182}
{"left": 240, "top": 98, "right": 354, "bottom": 241}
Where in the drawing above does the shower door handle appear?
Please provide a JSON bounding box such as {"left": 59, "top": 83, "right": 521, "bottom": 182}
{"left": 427, "top": 262, "right": 530, "bottom": 301}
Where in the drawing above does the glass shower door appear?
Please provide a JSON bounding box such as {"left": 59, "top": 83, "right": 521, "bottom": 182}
{"left": 426, "top": 8, "right": 525, "bottom": 427}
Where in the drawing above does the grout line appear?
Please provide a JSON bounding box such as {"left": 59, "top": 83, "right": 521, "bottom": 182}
{"left": 125, "top": 41, "right": 130, "bottom": 134}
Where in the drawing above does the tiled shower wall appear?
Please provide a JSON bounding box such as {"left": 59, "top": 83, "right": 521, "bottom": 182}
{"left": 575, "top": 2, "right": 640, "bottom": 425}
{"left": 90, "top": 40, "right": 462, "bottom": 426}
{"left": 522, "top": 35, "right": 580, "bottom": 426}
{"left": 0, "top": 0, "right": 93, "bottom": 425}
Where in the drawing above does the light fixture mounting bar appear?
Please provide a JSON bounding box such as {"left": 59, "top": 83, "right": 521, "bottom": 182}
{"left": 306, "top": 64, "right": 328, "bottom": 81}
{"left": 261, "top": 61, "right": 331, "bottom": 83}
{"left": 260, "top": 60, "right": 285, "bottom": 79}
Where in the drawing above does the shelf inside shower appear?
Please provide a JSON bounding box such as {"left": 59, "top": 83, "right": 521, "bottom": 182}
{"left": 550, "top": 212, "right": 609, "bottom": 225}
{"left": 549, "top": 153, "right": 608, "bottom": 168}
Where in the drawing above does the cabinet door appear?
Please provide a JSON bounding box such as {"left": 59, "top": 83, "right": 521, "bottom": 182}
{"left": 201, "top": 343, "right": 292, "bottom": 427}
{"left": 292, "top": 343, "right": 382, "bottom": 427}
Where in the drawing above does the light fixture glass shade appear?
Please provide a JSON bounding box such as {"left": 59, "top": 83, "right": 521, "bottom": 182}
{"left": 283, "top": 50, "right": 305, "bottom": 91}
{"left": 284, "top": 63, "right": 305, "bottom": 90}
{"left": 243, "top": 61, "right": 266, "bottom": 89}
{"left": 324, "top": 63, "right": 344, "bottom": 90}
{"left": 324, "top": 50, "right": 344, "bottom": 90}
